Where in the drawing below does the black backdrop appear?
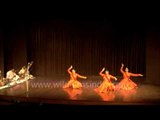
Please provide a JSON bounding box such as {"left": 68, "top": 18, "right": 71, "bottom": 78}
{"left": 0, "top": 15, "right": 151, "bottom": 78}
{"left": 27, "top": 19, "right": 146, "bottom": 77}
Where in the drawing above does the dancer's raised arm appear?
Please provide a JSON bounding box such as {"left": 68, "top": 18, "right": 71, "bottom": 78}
{"left": 99, "top": 67, "right": 105, "bottom": 76}
{"left": 67, "top": 65, "right": 73, "bottom": 74}
{"left": 120, "top": 64, "right": 124, "bottom": 73}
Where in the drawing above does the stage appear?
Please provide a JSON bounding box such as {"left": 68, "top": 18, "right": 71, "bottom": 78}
{"left": 0, "top": 76, "right": 160, "bottom": 106}
{"left": 1, "top": 13, "right": 160, "bottom": 115}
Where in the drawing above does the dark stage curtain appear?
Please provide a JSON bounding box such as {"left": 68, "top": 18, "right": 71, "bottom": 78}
{"left": 0, "top": 27, "right": 4, "bottom": 76}
{"left": 27, "top": 20, "right": 146, "bottom": 77}
{"left": 2, "top": 23, "right": 27, "bottom": 75}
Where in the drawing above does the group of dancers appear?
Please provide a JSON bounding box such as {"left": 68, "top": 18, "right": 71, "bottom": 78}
{"left": 0, "top": 61, "right": 34, "bottom": 87}
{"left": 1, "top": 61, "right": 143, "bottom": 94}
{"left": 63, "top": 64, "right": 143, "bottom": 92}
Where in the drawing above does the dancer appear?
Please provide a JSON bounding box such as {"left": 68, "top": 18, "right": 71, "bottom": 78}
{"left": 116, "top": 63, "right": 143, "bottom": 90}
{"left": 63, "top": 65, "right": 87, "bottom": 89}
{"left": 95, "top": 67, "right": 117, "bottom": 93}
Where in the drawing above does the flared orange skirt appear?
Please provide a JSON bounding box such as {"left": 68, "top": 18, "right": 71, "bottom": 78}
{"left": 95, "top": 81, "right": 115, "bottom": 93}
{"left": 116, "top": 79, "right": 137, "bottom": 90}
{"left": 63, "top": 79, "right": 82, "bottom": 89}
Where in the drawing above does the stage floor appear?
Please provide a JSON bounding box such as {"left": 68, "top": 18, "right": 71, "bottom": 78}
{"left": 0, "top": 76, "right": 160, "bottom": 106}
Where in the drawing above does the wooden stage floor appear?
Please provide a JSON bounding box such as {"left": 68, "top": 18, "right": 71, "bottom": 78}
{"left": 0, "top": 76, "right": 160, "bottom": 115}
{"left": 0, "top": 76, "right": 160, "bottom": 106}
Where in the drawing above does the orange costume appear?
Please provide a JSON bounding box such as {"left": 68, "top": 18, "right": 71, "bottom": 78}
{"left": 63, "top": 66, "right": 87, "bottom": 89}
{"left": 95, "top": 68, "right": 117, "bottom": 93}
{"left": 116, "top": 64, "right": 143, "bottom": 90}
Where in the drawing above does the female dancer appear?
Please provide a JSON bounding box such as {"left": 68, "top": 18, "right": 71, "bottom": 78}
{"left": 116, "top": 64, "right": 143, "bottom": 90}
{"left": 63, "top": 65, "right": 87, "bottom": 89}
{"left": 95, "top": 67, "right": 117, "bottom": 93}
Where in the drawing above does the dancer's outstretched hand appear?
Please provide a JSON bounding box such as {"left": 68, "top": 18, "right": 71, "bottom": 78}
{"left": 102, "top": 67, "right": 105, "bottom": 71}
{"left": 70, "top": 65, "right": 73, "bottom": 69}
{"left": 139, "top": 74, "right": 143, "bottom": 77}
